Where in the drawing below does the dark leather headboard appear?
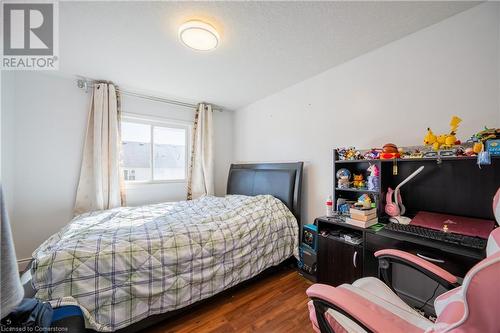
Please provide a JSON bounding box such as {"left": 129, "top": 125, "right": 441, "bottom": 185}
{"left": 227, "top": 162, "right": 303, "bottom": 224}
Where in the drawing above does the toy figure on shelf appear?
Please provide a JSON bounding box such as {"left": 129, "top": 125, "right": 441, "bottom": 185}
{"left": 410, "top": 151, "right": 424, "bottom": 158}
{"left": 337, "top": 147, "right": 353, "bottom": 160}
{"left": 352, "top": 174, "right": 365, "bottom": 188}
{"left": 466, "top": 127, "right": 500, "bottom": 166}
{"left": 336, "top": 168, "right": 351, "bottom": 189}
{"left": 346, "top": 148, "right": 358, "bottom": 160}
{"left": 464, "top": 147, "right": 476, "bottom": 156}
{"left": 367, "top": 164, "right": 380, "bottom": 191}
{"left": 473, "top": 127, "right": 500, "bottom": 142}
{"left": 337, "top": 148, "right": 346, "bottom": 160}
{"left": 367, "top": 164, "right": 379, "bottom": 177}
{"left": 345, "top": 148, "right": 356, "bottom": 160}
{"left": 356, "top": 194, "right": 372, "bottom": 209}
{"left": 364, "top": 149, "right": 381, "bottom": 160}
{"left": 424, "top": 115, "right": 462, "bottom": 150}
{"left": 336, "top": 198, "right": 350, "bottom": 214}
{"left": 473, "top": 142, "right": 483, "bottom": 154}
{"left": 400, "top": 148, "right": 423, "bottom": 159}
{"left": 468, "top": 127, "right": 500, "bottom": 156}
{"left": 337, "top": 147, "right": 364, "bottom": 160}
{"left": 380, "top": 143, "right": 400, "bottom": 159}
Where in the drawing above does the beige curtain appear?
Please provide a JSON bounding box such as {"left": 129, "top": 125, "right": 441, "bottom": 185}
{"left": 187, "top": 103, "right": 215, "bottom": 200}
{"left": 74, "top": 83, "right": 125, "bottom": 215}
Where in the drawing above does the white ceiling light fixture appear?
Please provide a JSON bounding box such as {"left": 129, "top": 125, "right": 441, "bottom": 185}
{"left": 178, "top": 20, "right": 220, "bottom": 51}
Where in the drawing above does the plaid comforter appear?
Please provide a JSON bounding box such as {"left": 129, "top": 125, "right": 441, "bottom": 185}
{"left": 31, "top": 195, "right": 298, "bottom": 331}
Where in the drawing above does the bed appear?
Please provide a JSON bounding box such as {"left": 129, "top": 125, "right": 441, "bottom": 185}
{"left": 27, "top": 162, "right": 303, "bottom": 332}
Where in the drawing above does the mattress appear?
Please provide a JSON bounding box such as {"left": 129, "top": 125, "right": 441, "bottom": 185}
{"left": 30, "top": 195, "right": 298, "bottom": 331}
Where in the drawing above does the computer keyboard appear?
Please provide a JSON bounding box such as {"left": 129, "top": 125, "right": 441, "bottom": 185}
{"left": 383, "top": 223, "right": 487, "bottom": 250}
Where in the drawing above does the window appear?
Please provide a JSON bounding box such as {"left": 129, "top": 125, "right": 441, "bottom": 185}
{"left": 121, "top": 114, "right": 190, "bottom": 183}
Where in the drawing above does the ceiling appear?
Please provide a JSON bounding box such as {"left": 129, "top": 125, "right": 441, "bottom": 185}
{"left": 59, "top": 1, "right": 480, "bottom": 110}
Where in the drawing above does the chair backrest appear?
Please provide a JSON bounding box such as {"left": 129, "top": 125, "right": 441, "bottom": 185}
{"left": 486, "top": 225, "right": 500, "bottom": 257}
{"left": 494, "top": 187, "right": 500, "bottom": 223}
{"left": 430, "top": 189, "right": 500, "bottom": 332}
{"left": 431, "top": 250, "right": 500, "bottom": 333}
{"left": 486, "top": 188, "right": 500, "bottom": 257}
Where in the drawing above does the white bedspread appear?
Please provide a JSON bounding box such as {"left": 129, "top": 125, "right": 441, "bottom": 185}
{"left": 31, "top": 195, "right": 298, "bottom": 331}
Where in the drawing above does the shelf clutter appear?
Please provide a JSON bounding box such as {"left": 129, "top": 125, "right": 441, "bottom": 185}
{"left": 336, "top": 121, "right": 500, "bottom": 164}
{"left": 333, "top": 122, "right": 500, "bottom": 220}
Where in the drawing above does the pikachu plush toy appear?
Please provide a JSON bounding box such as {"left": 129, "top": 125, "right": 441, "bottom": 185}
{"left": 424, "top": 116, "right": 462, "bottom": 150}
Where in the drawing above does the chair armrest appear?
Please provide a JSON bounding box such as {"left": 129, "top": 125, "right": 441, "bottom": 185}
{"left": 374, "top": 249, "right": 458, "bottom": 285}
{"left": 306, "top": 284, "right": 424, "bottom": 333}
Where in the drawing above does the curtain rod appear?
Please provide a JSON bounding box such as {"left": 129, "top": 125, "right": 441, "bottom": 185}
{"left": 76, "top": 78, "right": 225, "bottom": 112}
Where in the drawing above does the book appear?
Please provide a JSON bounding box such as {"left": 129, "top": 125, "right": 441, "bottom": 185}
{"left": 345, "top": 217, "right": 378, "bottom": 229}
{"left": 350, "top": 207, "right": 376, "bottom": 216}
{"left": 350, "top": 212, "right": 377, "bottom": 222}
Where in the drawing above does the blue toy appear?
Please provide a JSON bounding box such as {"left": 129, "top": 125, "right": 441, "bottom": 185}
{"left": 336, "top": 168, "right": 351, "bottom": 189}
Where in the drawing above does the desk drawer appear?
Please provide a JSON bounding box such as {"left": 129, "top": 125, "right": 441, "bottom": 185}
{"left": 365, "top": 233, "right": 480, "bottom": 277}
{"left": 318, "top": 235, "right": 363, "bottom": 286}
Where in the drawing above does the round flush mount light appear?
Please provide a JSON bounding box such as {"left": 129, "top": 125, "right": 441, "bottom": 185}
{"left": 178, "top": 20, "right": 220, "bottom": 51}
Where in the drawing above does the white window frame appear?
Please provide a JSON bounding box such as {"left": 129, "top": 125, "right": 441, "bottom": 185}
{"left": 121, "top": 112, "right": 192, "bottom": 186}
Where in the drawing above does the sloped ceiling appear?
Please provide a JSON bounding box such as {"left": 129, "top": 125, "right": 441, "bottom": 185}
{"left": 59, "top": 1, "right": 480, "bottom": 109}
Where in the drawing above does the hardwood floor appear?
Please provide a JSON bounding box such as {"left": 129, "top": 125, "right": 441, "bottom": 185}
{"left": 147, "top": 267, "right": 314, "bottom": 333}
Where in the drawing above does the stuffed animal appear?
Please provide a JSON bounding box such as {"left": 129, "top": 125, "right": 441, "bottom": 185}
{"left": 424, "top": 116, "right": 462, "bottom": 150}
{"left": 424, "top": 128, "right": 437, "bottom": 146}
{"left": 436, "top": 134, "right": 447, "bottom": 147}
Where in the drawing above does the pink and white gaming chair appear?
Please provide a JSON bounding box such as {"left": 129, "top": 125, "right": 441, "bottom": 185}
{"left": 307, "top": 189, "right": 500, "bottom": 333}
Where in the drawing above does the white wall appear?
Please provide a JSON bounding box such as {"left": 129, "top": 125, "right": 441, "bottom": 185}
{"left": 233, "top": 3, "right": 500, "bottom": 226}
{"left": 1, "top": 72, "right": 233, "bottom": 259}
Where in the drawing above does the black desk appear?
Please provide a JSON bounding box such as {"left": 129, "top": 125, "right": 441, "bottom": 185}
{"left": 315, "top": 216, "right": 486, "bottom": 314}
{"left": 316, "top": 216, "right": 485, "bottom": 284}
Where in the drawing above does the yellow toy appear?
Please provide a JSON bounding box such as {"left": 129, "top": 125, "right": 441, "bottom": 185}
{"left": 352, "top": 174, "right": 365, "bottom": 188}
{"left": 473, "top": 142, "right": 483, "bottom": 154}
{"left": 450, "top": 116, "right": 461, "bottom": 132}
{"left": 424, "top": 128, "right": 437, "bottom": 145}
{"left": 423, "top": 116, "right": 462, "bottom": 150}
{"left": 436, "top": 134, "right": 447, "bottom": 150}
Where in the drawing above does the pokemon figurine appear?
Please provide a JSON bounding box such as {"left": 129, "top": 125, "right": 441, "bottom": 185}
{"left": 353, "top": 174, "right": 366, "bottom": 188}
